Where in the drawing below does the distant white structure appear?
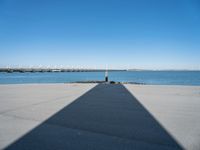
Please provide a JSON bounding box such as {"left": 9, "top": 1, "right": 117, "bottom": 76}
{"left": 52, "top": 69, "right": 61, "bottom": 72}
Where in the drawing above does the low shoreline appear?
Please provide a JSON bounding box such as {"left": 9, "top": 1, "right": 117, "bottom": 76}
{"left": 71, "top": 80, "right": 145, "bottom": 84}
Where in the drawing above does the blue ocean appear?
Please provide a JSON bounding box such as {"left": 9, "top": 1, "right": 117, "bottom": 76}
{"left": 0, "top": 71, "right": 200, "bottom": 85}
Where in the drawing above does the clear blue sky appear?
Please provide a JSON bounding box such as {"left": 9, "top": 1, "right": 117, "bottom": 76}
{"left": 0, "top": 0, "right": 200, "bottom": 69}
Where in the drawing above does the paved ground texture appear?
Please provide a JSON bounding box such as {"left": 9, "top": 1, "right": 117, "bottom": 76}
{"left": 0, "top": 83, "right": 200, "bottom": 150}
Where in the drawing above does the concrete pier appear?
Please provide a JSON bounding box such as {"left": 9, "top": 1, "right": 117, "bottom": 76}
{"left": 0, "top": 84, "right": 200, "bottom": 150}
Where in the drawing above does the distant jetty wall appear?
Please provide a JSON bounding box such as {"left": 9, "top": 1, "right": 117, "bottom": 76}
{"left": 0, "top": 68, "right": 126, "bottom": 73}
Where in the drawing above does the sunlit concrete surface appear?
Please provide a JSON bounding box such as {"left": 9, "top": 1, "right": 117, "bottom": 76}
{"left": 125, "top": 84, "right": 200, "bottom": 150}
{"left": 0, "top": 83, "right": 200, "bottom": 150}
{"left": 0, "top": 83, "right": 96, "bottom": 150}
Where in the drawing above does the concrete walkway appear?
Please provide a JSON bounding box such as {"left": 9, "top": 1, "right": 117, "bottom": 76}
{"left": 0, "top": 84, "right": 200, "bottom": 150}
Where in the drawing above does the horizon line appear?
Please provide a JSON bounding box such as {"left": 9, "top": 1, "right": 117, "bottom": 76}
{"left": 0, "top": 67, "right": 200, "bottom": 71}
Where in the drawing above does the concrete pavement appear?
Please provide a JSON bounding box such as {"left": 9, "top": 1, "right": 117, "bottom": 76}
{"left": 0, "top": 83, "right": 200, "bottom": 150}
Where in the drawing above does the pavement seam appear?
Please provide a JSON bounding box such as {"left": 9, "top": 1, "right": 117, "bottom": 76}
{"left": 0, "top": 113, "right": 42, "bottom": 123}
{"left": 0, "top": 92, "right": 84, "bottom": 115}
{"left": 43, "top": 122, "right": 181, "bottom": 150}
{"left": 0, "top": 85, "right": 96, "bottom": 115}
{"left": 0, "top": 113, "right": 179, "bottom": 149}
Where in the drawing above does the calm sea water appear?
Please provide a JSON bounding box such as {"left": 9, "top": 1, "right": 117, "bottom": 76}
{"left": 0, "top": 71, "right": 200, "bottom": 85}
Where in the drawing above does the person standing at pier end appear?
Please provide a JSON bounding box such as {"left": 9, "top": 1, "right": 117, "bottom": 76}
{"left": 105, "top": 70, "right": 108, "bottom": 82}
